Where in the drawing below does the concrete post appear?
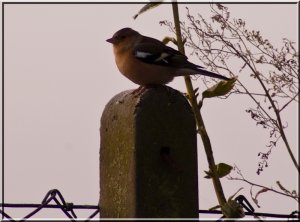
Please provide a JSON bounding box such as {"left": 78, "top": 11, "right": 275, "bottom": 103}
{"left": 99, "top": 85, "right": 198, "bottom": 218}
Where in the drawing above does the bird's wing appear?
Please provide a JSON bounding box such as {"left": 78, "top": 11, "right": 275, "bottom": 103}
{"left": 132, "top": 38, "right": 204, "bottom": 69}
{"left": 132, "top": 37, "right": 229, "bottom": 80}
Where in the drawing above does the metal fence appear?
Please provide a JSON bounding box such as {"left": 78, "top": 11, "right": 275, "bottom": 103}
{"left": 0, "top": 189, "right": 298, "bottom": 221}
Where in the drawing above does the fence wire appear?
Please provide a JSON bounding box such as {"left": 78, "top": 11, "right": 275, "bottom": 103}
{"left": 0, "top": 189, "right": 298, "bottom": 221}
{"left": 0, "top": 189, "right": 99, "bottom": 221}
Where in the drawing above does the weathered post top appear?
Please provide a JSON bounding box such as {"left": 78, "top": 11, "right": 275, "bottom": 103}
{"left": 100, "top": 85, "right": 198, "bottom": 218}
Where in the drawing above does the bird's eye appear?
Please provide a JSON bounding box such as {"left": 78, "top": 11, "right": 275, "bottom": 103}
{"left": 119, "top": 35, "right": 126, "bottom": 40}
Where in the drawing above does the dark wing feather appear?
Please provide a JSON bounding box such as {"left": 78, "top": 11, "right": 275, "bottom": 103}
{"left": 133, "top": 37, "right": 205, "bottom": 68}
{"left": 132, "top": 37, "right": 229, "bottom": 80}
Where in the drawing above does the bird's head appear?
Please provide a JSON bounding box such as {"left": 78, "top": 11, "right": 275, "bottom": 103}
{"left": 106, "top": 28, "right": 141, "bottom": 47}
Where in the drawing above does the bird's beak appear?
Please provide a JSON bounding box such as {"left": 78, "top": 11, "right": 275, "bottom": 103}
{"left": 106, "top": 37, "right": 116, "bottom": 44}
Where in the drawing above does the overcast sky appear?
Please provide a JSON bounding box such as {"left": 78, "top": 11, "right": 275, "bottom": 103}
{"left": 1, "top": 1, "right": 298, "bottom": 219}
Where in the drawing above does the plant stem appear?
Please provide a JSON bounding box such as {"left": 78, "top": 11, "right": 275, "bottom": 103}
{"left": 171, "top": 2, "right": 227, "bottom": 208}
{"left": 229, "top": 176, "right": 299, "bottom": 202}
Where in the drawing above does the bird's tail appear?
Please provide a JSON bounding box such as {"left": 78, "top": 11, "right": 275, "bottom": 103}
{"left": 195, "top": 67, "right": 230, "bottom": 80}
{"left": 175, "top": 66, "right": 230, "bottom": 81}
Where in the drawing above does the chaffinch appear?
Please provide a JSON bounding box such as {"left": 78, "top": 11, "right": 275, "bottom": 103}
{"left": 106, "top": 27, "right": 229, "bottom": 86}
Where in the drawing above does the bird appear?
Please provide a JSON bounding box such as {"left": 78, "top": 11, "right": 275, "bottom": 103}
{"left": 106, "top": 27, "right": 229, "bottom": 88}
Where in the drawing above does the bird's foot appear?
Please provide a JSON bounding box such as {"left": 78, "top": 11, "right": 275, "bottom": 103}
{"left": 130, "top": 86, "right": 147, "bottom": 97}
{"left": 130, "top": 84, "right": 161, "bottom": 97}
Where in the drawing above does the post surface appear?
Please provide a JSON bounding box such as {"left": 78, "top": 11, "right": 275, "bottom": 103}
{"left": 100, "top": 86, "right": 198, "bottom": 218}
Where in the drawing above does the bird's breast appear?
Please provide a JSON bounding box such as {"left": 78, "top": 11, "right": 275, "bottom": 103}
{"left": 114, "top": 50, "right": 175, "bottom": 86}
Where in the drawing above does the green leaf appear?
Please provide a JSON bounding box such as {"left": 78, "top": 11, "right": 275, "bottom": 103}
{"left": 221, "top": 199, "right": 245, "bottom": 218}
{"left": 216, "top": 162, "right": 233, "bottom": 178}
{"left": 162, "top": 36, "right": 177, "bottom": 45}
{"left": 161, "top": 36, "right": 187, "bottom": 46}
{"left": 202, "top": 76, "right": 237, "bottom": 99}
{"left": 228, "top": 187, "right": 243, "bottom": 201}
{"left": 204, "top": 163, "right": 233, "bottom": 179}
{"left": 204, "top": 170, "right": 213, "bottom": 179}
{"left": 133, "top": 1, "right": 163, "bottom": 19}
{"left": 221, "top": 188, "right": 245, "bottom": 218}
{"left": 209, "top": 205, "right": 221, "bottom": 211}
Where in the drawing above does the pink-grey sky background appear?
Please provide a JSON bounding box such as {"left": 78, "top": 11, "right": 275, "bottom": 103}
{"left": 0, "top": 1, "right": 298, "bottom": 219}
